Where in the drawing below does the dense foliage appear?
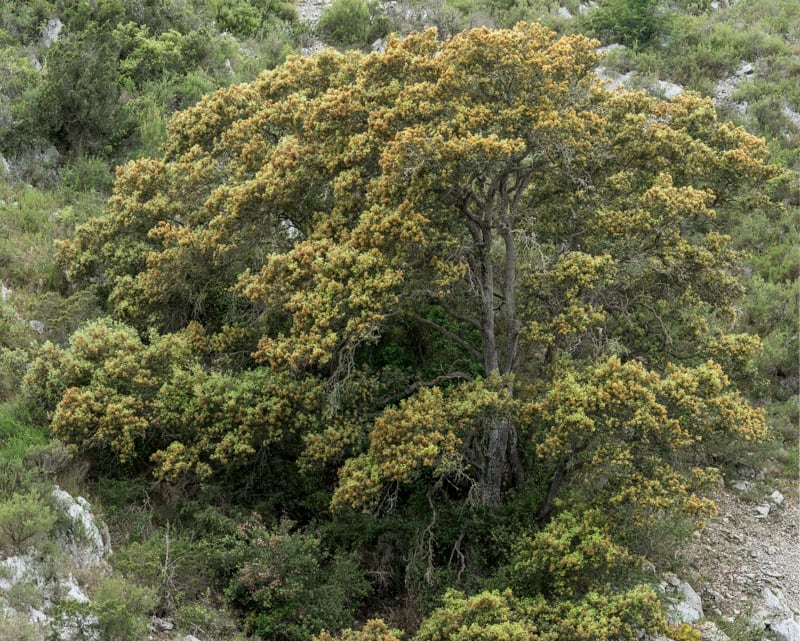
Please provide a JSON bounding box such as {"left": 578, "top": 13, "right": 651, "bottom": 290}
{"left": 0, "top": 1, "right": 796, "bottom": 640}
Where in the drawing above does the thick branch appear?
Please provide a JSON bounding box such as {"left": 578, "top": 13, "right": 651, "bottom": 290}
{"left": 536, "top": 457, "right": 567, "bottom": 523}
{"left": 409, "top": 314, "right": 484, "bottom": 363}
{"left": 411, "top": 291, "right": 483, "bottom": 333}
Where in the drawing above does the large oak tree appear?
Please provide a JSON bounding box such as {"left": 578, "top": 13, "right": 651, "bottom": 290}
{"left": 53, "top": 24, "right": 775, "bottom": 520}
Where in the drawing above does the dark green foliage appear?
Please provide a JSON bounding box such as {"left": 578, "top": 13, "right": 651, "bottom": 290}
{"left": 34, "top": 26, "right": 131, "bottom": 156}
{"left": 583, "top": 0, "right": 671, "bottom": 47}
{"left": 0, "top": 489, "right": 57, "bottom": 552}
{"left": 318, "top": 0, "right": 389, "bottom": 47}
{"left": 200, "top": 515, "right": 371, "bottom": 640}
{"left": 0, "top": 2, "right": 795, "bottom": 640}
{"left": 50, "top": 576, "right": 157, "bottom": 641}
{"left": 0, "top": 0, "right": 53, "bottom": 44}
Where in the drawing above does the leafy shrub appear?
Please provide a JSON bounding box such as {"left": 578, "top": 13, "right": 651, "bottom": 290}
{"left": 200, "top": 0, "right": 298, "bottom": 37}
{"left": 209, "top": 516, "right": 370, "bottom": 641}
{"left": 5, "top": 576, "right": 44, "bottom": 611}
{"left": 113, "top": 527, "right": 215, "bottom": 616}
{"left": 60, "top": 156, "right": 115, "bottom": 195}
{"left": 50, "top": 575, "right": 157, "bottom": 641}
{"left": 317, "top": 0, "right": 388, "bottom": 47}
{"left": 91, "top": 575, "right": 158, "bottom": 641}
{"left": 0, "top": 0, "right": 54, "bottom": 44}
{"left": 0, "top": 457, "right": 37, "bottom": 498}
{"left": 582, "top": 0, "right": 671, "bottom": 47}
{"left": 414, "top": 584, "right": 666, "bottom": 641}
{"left": 33, "top": 25, "right": 133, "bottom": 156}
{"left": 0, "top": 614, "right": 39, "bottom": 641}
{"left": 508, "top": 510, "right": 639, "bottom": 599}
{"left": 0, "top": 489, "right": 57, "bottom": 553}
{"left": 0, "top": 301, "right": 36, "bottom": 353}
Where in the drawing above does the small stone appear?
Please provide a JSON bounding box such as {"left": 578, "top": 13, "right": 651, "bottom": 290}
{"left": 733, "top": 480, "right": 754, "bottom": 492}
{"left": 755, "top": 504, "right": 770, "bottom": 517}
{"left": 771, "top": 490, "right": 785, "bottom": 505}
{"left": 184, "top": 636, "right": 202, "bottom": 641}
{"left": 762, "top": 567, "right": 784, "bottom": 579}
{"left": 151, "top": 616, "right": 174, "bottom": 632}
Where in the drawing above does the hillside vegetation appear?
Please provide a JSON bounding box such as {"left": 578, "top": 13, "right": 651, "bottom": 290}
{"left": 0, "top": 1, "right": 796, "bottom": 640}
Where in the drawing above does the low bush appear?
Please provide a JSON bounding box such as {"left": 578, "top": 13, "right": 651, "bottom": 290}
{"left": 207, "top": 516, "right": 371, "bottom": 641}
{"left": 0, "top": 489, "right": 57, "bottom": 553}
{"left": 318, "top": 0, "right": 388, "bottom": 47}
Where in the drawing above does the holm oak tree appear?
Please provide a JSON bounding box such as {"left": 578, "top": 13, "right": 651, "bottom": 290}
{"left": 53, "top": 24, "right": 775, "bottom": 522}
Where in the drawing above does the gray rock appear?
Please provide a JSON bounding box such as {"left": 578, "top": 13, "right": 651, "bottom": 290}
{"left": 597, "top": 43, "right": 625, "bottom": 54}
{"left": 656, "top": 79, "right": 683, "bottom": 99}
{"left": 595, "top": 67, "right": 636, "bottom": 91}
{"left": 770, "top": 618, "right": 800, "bottom": 641}
{"left": 41, "top": 17, "right": 63, "bottom": 47}
{"left": 30, "top": 608, "right": 48, "bottom": 624}
{"left": 28, "top": 54, "right": 43, "bottom": 71}
{"left": 664, "top": 574, "right": 704, "bottom": 624}
{"left": 763, "top": 588, "right": 793, "bottom": 614}
{"left": 52, "top": 486, "right": 110, "bottom": 569}
{"left": 184, "top": 636, "right": 202, "bottom": 641}
{"left": 771, "top": 490, "right": 786, "bottom": 505}
{"left": 783, "top": 106, "right": 800, "bottom": 130}
{"left": 755, "top": 504, "right": 770, "bottom": 517}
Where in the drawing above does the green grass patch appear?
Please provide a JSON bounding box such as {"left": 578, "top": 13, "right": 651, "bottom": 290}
{"left": 0, "top": 401, "right": 48, "bottom": 462}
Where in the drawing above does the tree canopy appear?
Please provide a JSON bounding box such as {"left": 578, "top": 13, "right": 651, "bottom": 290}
{"left": 29, "top": 22, "right": 782, "bottom": 639}
{"left": 54, "top": 22, "right": 774, "bottom": 506}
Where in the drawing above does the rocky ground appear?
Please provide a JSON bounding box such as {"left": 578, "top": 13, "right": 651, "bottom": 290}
{"left": 668, "top": 477, "right": 799, "bottom": 641}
